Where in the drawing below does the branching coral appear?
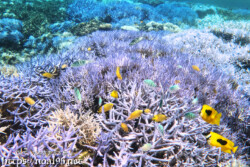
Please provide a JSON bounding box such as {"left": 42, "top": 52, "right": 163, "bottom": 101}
{"left": 0, "top": 30, "right": 248, "bottom": 166}
{"left": 48, "top": 107, "right": 101, "bottom": 146}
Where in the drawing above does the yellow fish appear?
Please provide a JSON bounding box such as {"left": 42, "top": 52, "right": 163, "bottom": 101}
{"left": 144, "top": 108, "right": 151, "bottom": 114}
{"left": 127, "top": 110, "right": 143, "bottom": 120}
{"left": 24, "top": 97, "right": 35, "bottom": 105}
{"left": 200, "top": 104, "right": 221, "bottom": 126}
{"left": 110, "top": 90, "right": 118, "bottom": 98}
{"left": 42, "top": 72, "right": 54, "bottom": 79}
{"left": 87, "top": 47, "right": 91, "bottom": 51}
{"left": 61, "top": 64, "right": 68, "bottom": 70}
{"left": 152, "top": 114, "right": 167, "bottom": 122}
{"left": 175, "top": 80, "right": 181, "bottom": 84}
{"left": 121, "top": 123, "right": 129, "bottom": 132}
{"left": 192, "top": 65, "right": 200, "bottom": 72}
{"left": 116, "top": 66, "right": 122, "bottom": 80}
{"left": 206, "top": 132, "right": 238, "bottom": 154}
{"left": 98, "top": 103, "right": 114, "bottom": 113}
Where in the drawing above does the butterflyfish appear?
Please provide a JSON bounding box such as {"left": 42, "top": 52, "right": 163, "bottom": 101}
{"left": 200, "top": 104, "right": 222, "bottom": 126}
{"left": 116, "top": 66, "right": 122, "bottom": 80}
{"left": 152, "top": 114, "right": 167, "bottom": 122}
{"left": 121, "top": 123, "right": 129, "bottom": 132}
{"left": 87, "top": 47, "right": 91, "bottom": 51}
{"left": 24, "top": 97, "right": 35, "bottom": 105}
{"left": 206, "top": 132, "right": 238, "bottom": 154}
{"left": 127, "top": 110, "right": 143, "bottom": 120}
{"left": 111, "top": 90, "right": 118, "bottom": 98}
{"left": 98, "top": 103, "right": 114, "bottom": 113}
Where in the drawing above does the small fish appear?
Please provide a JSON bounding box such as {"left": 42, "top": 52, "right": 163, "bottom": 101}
{"left": 157, "top": 124, "right": 164, "bottom": 137}
{"left": 116, "top": 66, "right": 122, "bottom": 80}
{"left": 78, "top": 151, "right": 89, "bottom": 159}
{"left": 159, "top": 96, "right": 163, "bottom": 108}
{"left": 71, "top": 60, "right": 93, "bottom": 67}
{"left": 42, "top": 72, "right": 54, "bottom": 79}
{"left": 98, "top": 97, "right": 102, "bottom": 106}
{"left": 152, "top": 114, "right": 167, "bottom": 122}
{"left": 127, "top": 110, "right": 143, "bottom": 120}
{"left": 74, "top": 87, "right": 82, "bottom": 102}
{"left": 200, "top": 104, "right": 222, "bottom": 126}
{"left": 140, "top": 20, "right": 143, "bottom": 23}
{"left": 144, "top": 108, "right": 151, "bottom": 114}
{"left": 87, "top": 47, "right": 91, "bottom": 51}
{"left": 98, "top": 103, "right": 114, "bottom": 113}
{"left": 24, "top": 97, "right": 35, "bottom": 105}
{"left": 121, "top": 123, "right": 129, "bottom": 132}
{"left": 177, "top": 65, "right": 183, "bottom": 69}
{"left": 169, "top": 85, "right": 180, "bottom": 93}
{"left": 175, "top": 80, "right": 181, "bottom": 84}
{"left": 141, "top": 143, "right": 152, "bottom": 152}
{"left": 61, "top": 64, "right": 68, "bottom": 70}
{"left": 192, "top": 97, "right": 198, "bottom": 105}
{"left": 192, "top": 65, "right": 200, "bottom": 72}
{"left": 184, "top": 112, "right": 196, "bottom": 119}
{"left": 129, "top": 36, "right": 144, "bottom": 46}
{"left": 143, "top": 79, "right": 157, "bottom": 87}
{"left": 110, "top": 90, "right": 118, "bottom": 98}
{"left": 206, "top": 132, "right": 238, "bottom": 154}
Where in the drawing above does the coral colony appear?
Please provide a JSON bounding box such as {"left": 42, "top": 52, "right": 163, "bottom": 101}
{"left": 0, "top": 30, "right": 249, "bottom": 166}
{"left": 0, "top": 0, "right": 249, "bottom": 167}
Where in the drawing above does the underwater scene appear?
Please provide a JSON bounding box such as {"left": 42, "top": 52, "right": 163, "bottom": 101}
{"left": 0, "top": 0, "right": 249, "bottom": 166}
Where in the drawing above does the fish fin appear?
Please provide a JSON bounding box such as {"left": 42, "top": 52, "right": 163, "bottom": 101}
{"left": 223, "top": 149, "right": 232, "bottom": 154}
{"left": 214, "top": 113, "right": 222, "bottom": 126}
{"left": 232, "top": 146, "right": 238, "bottom": 153}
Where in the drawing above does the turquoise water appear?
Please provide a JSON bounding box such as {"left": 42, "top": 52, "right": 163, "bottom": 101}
{"left": 0, "top": 0, "right": 249, "bottom": 166}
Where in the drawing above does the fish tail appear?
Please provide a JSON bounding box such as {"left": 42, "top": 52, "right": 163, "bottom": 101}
{"left": 232, "top": 146, "right": 238, "bottom": 153}
{"left": 214, "top": 113, "right": 222, "bottom": 126}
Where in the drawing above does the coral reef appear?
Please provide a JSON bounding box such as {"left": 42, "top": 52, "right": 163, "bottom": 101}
{"left": 0, "top": 30, "right": 248, "bottom": 166}
{"left": 0, "top": 18, "right": 24, "bottom": 49}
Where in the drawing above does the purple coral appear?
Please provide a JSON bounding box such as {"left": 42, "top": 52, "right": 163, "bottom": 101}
{"left": 0, "top": 30, "right": 248, "bottom": 166}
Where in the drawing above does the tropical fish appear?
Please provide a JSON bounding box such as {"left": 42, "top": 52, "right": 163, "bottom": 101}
{"left": 141, "top": 143, "right": 152, "bottom": 152}
{"left": 144, "top": 108, "right": 151, "bottom": 114}
{"left": 61, "top": 64, "right": 68, "bottom": 70}
{"left": 184, "top": 112, "right": 196, "bottom": 120}
{"left": 116, "top": 66, "right": 122, "bottom": 80}
{"left": 200, "top": 104, "right": 222, "bottom": 126}
{"left": 140, "top": 21, "right": 143, "bottom": 23}
{"left": 169, "top": 85, "right": 180, "bottom": 93}
{"left": 121, "top": 123, "right": 129, "bottom": 132}
{"left": 111, "top": 90, "right": 118, "bottom": 98}
{"left": 127, "top": 110, "right": 143, "bottom": 120}
{"left": 74, "top": 87, "right": 82, "bottom": 102}
{"left": 175, "top": 80, "right": 181, "bottom": 84}
{"left": 177, "top": 65, "right": 183, "bottom": 69}
{"left": 98, "top": 97, "right": 102, "bottom": 106}
{"left": 129, "top": 36, "right": 144, "bottom": 46}
{"left": 78, "top": 151, "right": 89, "bottom": 159}
{"left": 152, "top": 114, "right": 167, "bottom": 122}
{"left": 157, "top": 124, "right": 164, "bottom": 137}
{"left": 87, "top": 47, "right": 91, "bottom": 51}
{"left": 71, "top": 60, "right": 93, "bottom": 67}
{"left": 206, "top": 132, "right": 238, "bottom": 154}
{"left": 98, "top": 103, "right": 114, "bottom": 113}
{"left": 143, "top": 79, "right": 157, "bottom": 87}
{"left": 42, "top": 72, "right": 54, "bottom": 79}
{"left": 24, "top": 97, "right": 35, "bottom": 105}
{"left": 192, "top": 65, "right": 200, "bottom": 72}
{"left": 192, "top": 97, "right": 198, "bottom": 105}
{"left": 159, "top": 96, "right": 163, "bottom": 108}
